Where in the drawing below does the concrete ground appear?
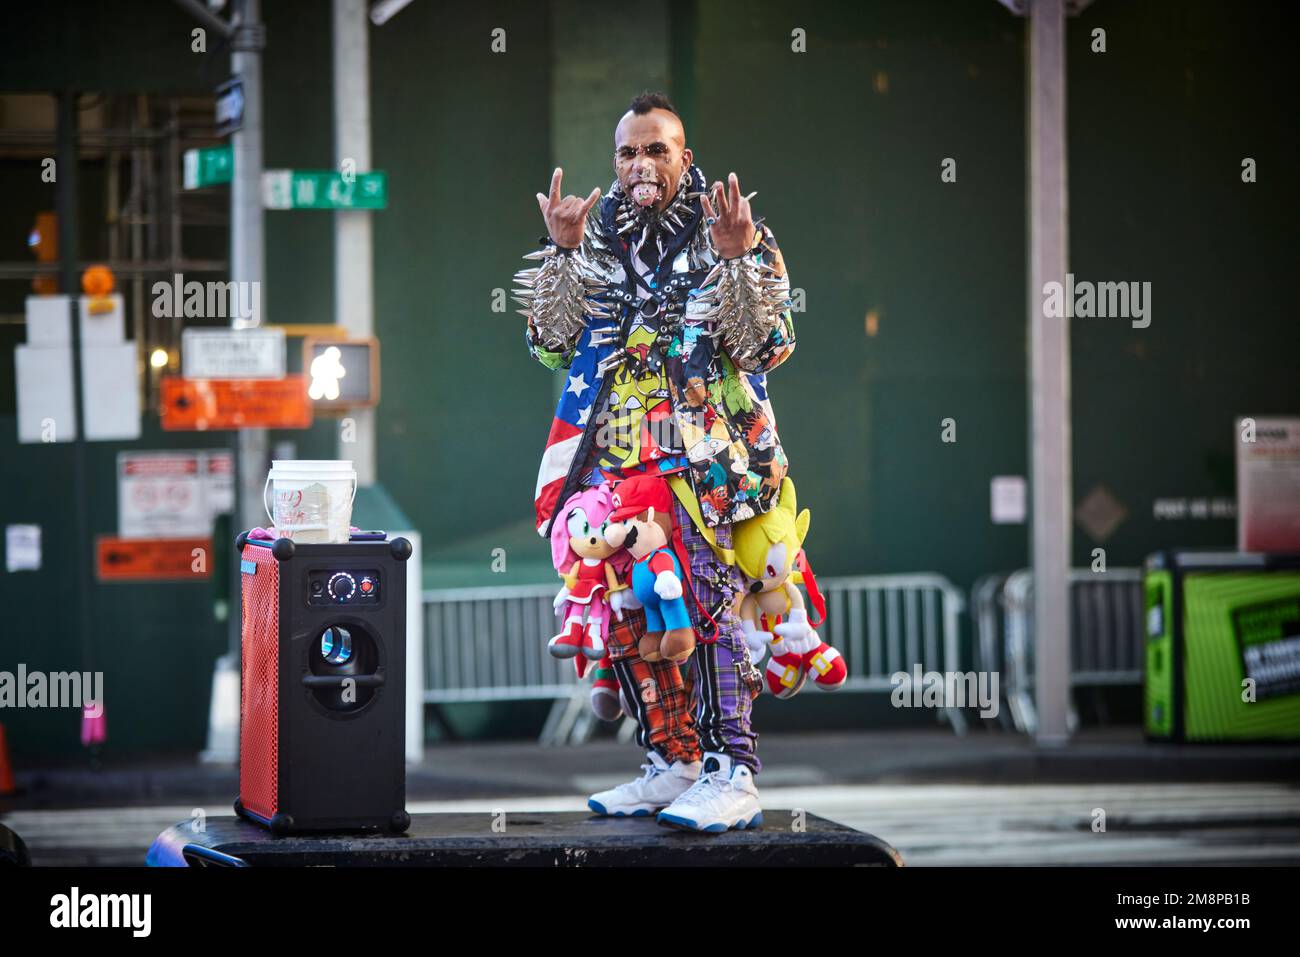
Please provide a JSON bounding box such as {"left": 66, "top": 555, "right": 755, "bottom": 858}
{"left": 3, "top": 727, "right": 1299, "bottom": 865}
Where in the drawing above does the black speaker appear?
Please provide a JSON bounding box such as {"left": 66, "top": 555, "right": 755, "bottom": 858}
{"left": 234, "top": 532, "right": 413, "bottom": 835}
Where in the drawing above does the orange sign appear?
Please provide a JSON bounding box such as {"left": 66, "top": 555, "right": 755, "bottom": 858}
{"left": 96, "top": 536, "right": 213, "bottom": 582}
{"left": 160, "top": 375, "right": 312, "bottom": 430}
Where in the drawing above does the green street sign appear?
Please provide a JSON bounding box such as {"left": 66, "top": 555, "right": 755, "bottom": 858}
{"left": 183, "top": 145, "right": 234, "bottom": 189}
{"left": 261, "top": 170, "right": 388, "bottom": 210}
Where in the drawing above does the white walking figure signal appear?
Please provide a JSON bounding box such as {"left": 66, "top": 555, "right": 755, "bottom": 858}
{"left": 309, "top": 346, "right": 347, "bottom": 401}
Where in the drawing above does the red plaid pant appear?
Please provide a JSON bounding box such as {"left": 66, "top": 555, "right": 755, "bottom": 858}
{"left": 605, "top": 609, "right": 703, "bottom": 766}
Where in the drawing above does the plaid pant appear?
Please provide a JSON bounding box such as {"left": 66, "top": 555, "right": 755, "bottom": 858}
{"left": 605, "top": 498, "right": 762, "bottom": 773}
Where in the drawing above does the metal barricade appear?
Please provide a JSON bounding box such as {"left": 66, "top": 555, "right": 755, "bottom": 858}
{"left": 423, "top": 573, "right": 968, "bottom": 743}
{"left": 422, "top": 583, "right": 574, "bottom": 704}
{"left": 970, "top": 573, "right": 1017, "bottom": 729}
{"left": 998, "top": 567, "right": 1145, "bottom": 734}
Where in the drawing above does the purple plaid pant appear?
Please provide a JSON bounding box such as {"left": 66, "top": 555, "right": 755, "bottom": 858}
{"left": 672, "top": 497, "right": 763, "bottom": 774}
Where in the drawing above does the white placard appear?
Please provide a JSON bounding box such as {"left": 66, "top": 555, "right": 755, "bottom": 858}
{"left": 24, "top": 295, "right": 71, "bottom": 346}
{"left": 182, "top": 327, "right": 285, "bottom": 379}
{"left": 117, "top": 450, "right": 237, "bottom": 537}
{"left": 15, "top": 344, "right": 76, "bottom": 443}
{"left": 82, "top": 343, "right": 141, "bottom": 440}
{"left": 6, "top": 525, "right": 41, "bottom": 572}
{"left": 991, "top": 475, "right": 1027, "bottom": 524}
{"left": 118, "top": 451, "right": 209, "bottom": 539}
{"left": 1237, "top": 416, "right": 1300, "bottom": 552}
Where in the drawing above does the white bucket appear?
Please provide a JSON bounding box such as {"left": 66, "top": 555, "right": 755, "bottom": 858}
{"left": 263, "top": 460, "right": 357, "bottom": 544}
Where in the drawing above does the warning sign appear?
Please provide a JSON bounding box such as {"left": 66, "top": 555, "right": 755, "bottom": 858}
{"left": 118, "top": 449, "right": 234, "bottom": 539}
{"left": 160, "top": 375, "right": 312, "bottom": 431}
{"left": 96, "top": 536, "right": 213, "bottom": 582}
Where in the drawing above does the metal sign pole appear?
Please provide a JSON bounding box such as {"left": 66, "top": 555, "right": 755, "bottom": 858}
{"left": 1027, "top": 0, "right": 1073, "bottom": 746}
{"left": 333, "top": 0, "right": 377, "bottom": 485}
{"left": 56, "top": 89, "right": 93, "bottom": 681}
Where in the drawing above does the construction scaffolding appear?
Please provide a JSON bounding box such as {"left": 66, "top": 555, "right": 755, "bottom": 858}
{"left": 0, "top": 92, "right": 230, "bottom": 415}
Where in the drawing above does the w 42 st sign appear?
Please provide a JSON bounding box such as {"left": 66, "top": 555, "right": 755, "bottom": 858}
{"left": 262, "top": 169, "right": 388, "bottom": 210}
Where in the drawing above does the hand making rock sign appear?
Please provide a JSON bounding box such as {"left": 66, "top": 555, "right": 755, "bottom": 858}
{"left": 535, "top": 167, "right": 602, "bottom": 250}
{"left": 700, "top": 171, "right": 758, "bottom": 260}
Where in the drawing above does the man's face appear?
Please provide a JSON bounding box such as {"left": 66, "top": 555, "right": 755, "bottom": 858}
{"left": 613, "top": 108, "right": 692, "bottom": 213}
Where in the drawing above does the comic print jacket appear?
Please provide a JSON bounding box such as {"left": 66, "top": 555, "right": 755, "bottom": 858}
{"left": 515, "top": 164, "right": 796, "bottom": 536}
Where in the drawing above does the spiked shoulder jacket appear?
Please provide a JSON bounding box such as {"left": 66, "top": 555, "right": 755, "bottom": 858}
{"left": 516, "top": 165, "right": 796, "bottom": 536}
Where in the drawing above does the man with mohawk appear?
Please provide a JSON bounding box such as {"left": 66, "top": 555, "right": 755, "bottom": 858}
{"left": 513, "top": 91, "right": 797, "bottom": 833}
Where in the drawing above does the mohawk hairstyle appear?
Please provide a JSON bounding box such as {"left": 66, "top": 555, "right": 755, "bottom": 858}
{"left": 628, "top": 91, "right": 679, "bottom": 117}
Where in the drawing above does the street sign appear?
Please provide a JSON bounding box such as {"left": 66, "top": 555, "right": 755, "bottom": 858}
{"left": 183, "top": 145, "right": 234, "bottom": 189}
{"left": 182, "top": 327, "right": 285, "bottom": 379}
{"left": 215, "top": 76, "right": 245, "bottom": 136}
{"left": 160, "top": 375, "right": 313, "bottom": 430}
{"left": 96, "top": 536, "right": 213, "bottom": 582}
{"left": 262, "top": 169, "right": 388, "bottom": 210}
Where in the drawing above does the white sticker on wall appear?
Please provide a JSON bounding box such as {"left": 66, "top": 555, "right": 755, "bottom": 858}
{"left": 6, "top": 524, "right": 41, "bottom": 572}
{"left": 991, "top": 476, "right": 1026, "bottom": 525}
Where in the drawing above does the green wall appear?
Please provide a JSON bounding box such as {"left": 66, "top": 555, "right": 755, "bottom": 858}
{"left": 1067, "top": 0, "right": 1299, "bottom": 566}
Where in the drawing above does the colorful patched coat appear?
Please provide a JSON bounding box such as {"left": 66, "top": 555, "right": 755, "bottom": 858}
{"left": 514, "top": 164, "right": 796, "bottom": 536}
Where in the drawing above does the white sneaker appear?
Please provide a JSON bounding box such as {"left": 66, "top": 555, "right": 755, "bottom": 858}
{"left": 657, "top": 752, "right": 763, "bottom": 832}
{"left": 588, "top": 751, "right": 701, "bottom": 818}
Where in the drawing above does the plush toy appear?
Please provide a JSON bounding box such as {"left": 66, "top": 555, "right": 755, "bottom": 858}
{"left": 603, "top": 474, "right": 714, "bottom": 664}
{"left": 732, "top": 477, "right": 847, "bottom": 698}
{"left": 549, "top": 486, "right": 632, "bottom": 661}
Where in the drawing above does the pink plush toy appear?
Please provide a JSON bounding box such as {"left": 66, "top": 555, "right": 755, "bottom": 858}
{"left": 549, "top": 486, "right": 632, "bottom": 662}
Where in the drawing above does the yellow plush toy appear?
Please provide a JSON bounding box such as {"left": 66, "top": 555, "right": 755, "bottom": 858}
{"left": 732, "top": 477, "right": 847, "bottom": 698}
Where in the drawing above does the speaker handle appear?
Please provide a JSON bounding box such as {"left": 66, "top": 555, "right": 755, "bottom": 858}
{"left": 301, "top": 675, "right": 385, "bottom": 689}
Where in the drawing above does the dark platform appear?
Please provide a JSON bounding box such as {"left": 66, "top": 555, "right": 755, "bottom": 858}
{"left": 147, "top": 811, "right": 902, "bottom": 867}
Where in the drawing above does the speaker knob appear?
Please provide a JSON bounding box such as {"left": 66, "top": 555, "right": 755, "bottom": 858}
{"left": 327, "top": 572, "right": 356, "bottom": 602}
